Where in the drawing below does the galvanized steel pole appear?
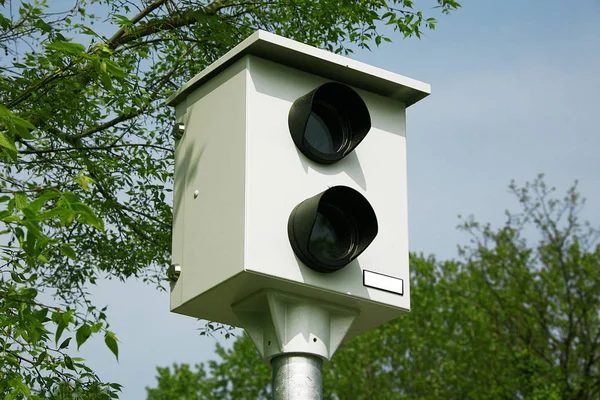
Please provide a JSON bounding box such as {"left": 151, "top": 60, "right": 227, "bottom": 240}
{"left": 272, "top": 354, "right": 323, "bottom": 400}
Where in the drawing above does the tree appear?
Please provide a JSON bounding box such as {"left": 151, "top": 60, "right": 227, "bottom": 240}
{"left": 146, "top": 339, "right": 271, "bottom": 400}
{"left": 0, "top": 0, "right": 461, "bottom": 397}
{"left": 147, "top": 177, "right": 600, "bottom": 399}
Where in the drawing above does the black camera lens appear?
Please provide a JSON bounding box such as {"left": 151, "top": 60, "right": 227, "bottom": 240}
{"left": 308, "top": 204, "right": 356, "bottom": 261}
{"left": 304, "top": 101, "right": 347, "bottom": 155}
{"left": 287, "top": 186, "right": 378, "bottom": 273}
{"left": 288, "top": 82, "right": 371, "bottom": 164}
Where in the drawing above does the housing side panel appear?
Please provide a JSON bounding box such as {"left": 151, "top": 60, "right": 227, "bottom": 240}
{"left": 178, "top": 59, "right": 248, "bottom": 307}
{"left": 170, "top": 110, "right": 187, "bottom": 309}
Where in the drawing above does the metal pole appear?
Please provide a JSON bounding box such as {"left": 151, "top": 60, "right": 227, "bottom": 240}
{"left": 271, "top": 353, "right": 323, "bottom": 400}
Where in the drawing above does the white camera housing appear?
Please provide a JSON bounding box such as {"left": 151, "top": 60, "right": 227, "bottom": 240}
{"left": 167, "top": 30, "right": 429, "bottom": 350}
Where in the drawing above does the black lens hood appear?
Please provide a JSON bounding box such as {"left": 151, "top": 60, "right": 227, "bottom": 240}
{"left": 288, "top": 186, "right": 378, "bottom": 273}
{"left": 288, "top": 82, "right": 371, "bottom": 164}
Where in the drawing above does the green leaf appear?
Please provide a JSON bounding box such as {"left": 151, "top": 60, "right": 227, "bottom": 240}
{"left": 22, "top": 207, "right": 37, "bottom": 220}
{"left": 105, "top": 331, "right": 119, "bottom": 361}
{"left": 64, "top": 355, "right": 75, "bottom": 370}
{"left": 10, "top": 115, "right": 36, "bottom": 130}
{"left": 5, "top": 389, "right": 19, "bottom": 400}
{"left": 14, "top": 192, "right": 27, "bottom": 210}
{"left": 55, "top": 324, "right": 66, "bottom": 346}
{"left": 34, "top": 18, "right": 53, "bottom": 33}
{"left": 10, "top": 271, "right": 24, "bottom": 283}
{"left": 112, "top": 14, "right": 133, "bottom": 27}
{"left": 37, "top": 208, "right": 65, "bottom": 221}
{"left": 73, "top": 171, "right": 96, "bottom": 191}
{"left": 61, "top": 245, "right": 77, "bottom": 260}
{"left": 104, "top": 59, "right": 127, "bottom": 78}
{"left": 35, "top": 351, "right": 47, "bottom": 366}
{"left": 0, "top": 104, "right": 11, "bottom": 116}
{"left": 24, "top": 230, "right": 37, "bottom": 256}
{"left": 99, "top": 71, "right": 114, "bottom": 90}
{"left": 63, "top": 309, "right": 75, "bottom": 324}
{"left": 59, "top": 337, "right": 72, "bottom": 349}
{"left": 79, "top": 25, "right": 100, "bottom": 38}
{"left": 0, "top": 132, "right": 16, "bottom": 151}
{"left": 76, "top": 324, "right": 92, "bottom": 349}
{"left": 14, "top": 124, "right": 35, "bottom": 139}
{"left": 47, "top": 41, "right": 86, "bottom": 55}
{"left": 0, "top": 106, "right": 34, "bottom": 143}
{"left": 27, "top": 190, "right": 60, "bottom": 213}
{"left": 72, "top": 202, "right": 104, "bottom": 230}
{"left": 20, "top": 287, "right": 37, "bottom": 299}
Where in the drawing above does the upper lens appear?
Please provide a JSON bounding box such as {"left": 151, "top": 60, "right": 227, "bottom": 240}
{"left": 308, "top": 204, "right": 355, "bottom": 261}
{"left": 304, "top": 101, "right": 347, "bottom": 155}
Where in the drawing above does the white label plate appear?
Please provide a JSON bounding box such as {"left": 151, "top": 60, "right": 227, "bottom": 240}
{"left": 363, "top": 270, "right": 404, "bottom": 295}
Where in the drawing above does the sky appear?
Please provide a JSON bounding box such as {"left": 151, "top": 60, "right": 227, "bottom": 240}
{"left": 72, "top": 1, "right": 600, "bottom": 398}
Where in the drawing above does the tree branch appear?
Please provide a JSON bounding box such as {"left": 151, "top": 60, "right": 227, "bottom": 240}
{"left": 106, "top": 0, "right": 170, "bottom": 47}
{"left": 108, "top": 0, "right": 230, "bottom": 49}
{"left": 21, "top": 143, "right": 173, "bottom": 155}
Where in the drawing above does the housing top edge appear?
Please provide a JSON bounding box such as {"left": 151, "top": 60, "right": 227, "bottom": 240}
{"left": 166, "top": 30, "right": 431, "bottom": 108}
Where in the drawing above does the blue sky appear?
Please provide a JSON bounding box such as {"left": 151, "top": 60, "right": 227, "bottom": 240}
{"left": 75, "top": 1, "right": 600, "bottom": 398}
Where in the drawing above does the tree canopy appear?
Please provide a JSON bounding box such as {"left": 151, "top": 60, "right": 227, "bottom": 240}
{"left": 147, "top": 177, "right": 600, "bottom": 400}
{"left": 0, "top": 0, "right": 461, "bottom": 397}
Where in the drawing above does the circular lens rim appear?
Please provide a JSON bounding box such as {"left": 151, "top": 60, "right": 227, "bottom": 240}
{"left": 288, "top": 82, "right": 371, "bottom": 165}
{"left": 308, "top": 203, "right": 357, "bottom": 262}
{"left": 287, "top": 186, "right": 378, "bottom": 274}
{"left": 303, "top": 100, "right": 350, "bottom": 157}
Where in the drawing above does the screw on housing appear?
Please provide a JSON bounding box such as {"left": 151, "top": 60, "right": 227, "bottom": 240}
{"left": 167, "top": 264, "right": 181, "bottom": 282}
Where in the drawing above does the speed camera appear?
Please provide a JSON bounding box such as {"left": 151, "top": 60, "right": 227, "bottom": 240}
{"left": 167, "top": 30, "right": 429, "bottom": 350}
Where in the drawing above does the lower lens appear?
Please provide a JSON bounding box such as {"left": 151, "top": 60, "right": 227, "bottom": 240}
{"left": 304, "top": 101, "right": 346, "bottom": 155}
{"left": 308, "top": 204, "right": 355, "bottom": 261}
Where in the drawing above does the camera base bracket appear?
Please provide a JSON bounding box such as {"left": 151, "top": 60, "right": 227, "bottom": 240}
{"left": 232, "top": 289, "right": 359, "bottom": 361}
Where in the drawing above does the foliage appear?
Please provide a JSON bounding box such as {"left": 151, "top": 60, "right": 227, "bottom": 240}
{"left": 147, "top": 178, "right": 600, "bottom": 400}
{"left": 0, "top": 0, "right": 460, "bottom": 396}
{"left": 146, "top": 339, "right": 271, "bottom": 400}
